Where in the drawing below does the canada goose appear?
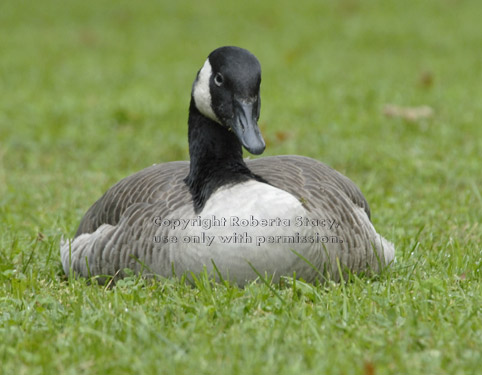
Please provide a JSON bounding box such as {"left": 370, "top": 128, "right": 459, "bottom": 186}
{"left": 61, "top": 46, "right": 395, "bottom": 285}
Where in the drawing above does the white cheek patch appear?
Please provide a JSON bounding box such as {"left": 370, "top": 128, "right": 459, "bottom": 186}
{"left": 193, "top": 59, "right": 221, "bottom": 124}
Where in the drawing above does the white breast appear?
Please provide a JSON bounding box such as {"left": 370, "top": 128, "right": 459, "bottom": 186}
{"left": 158, "top": 181, "right": 326, "bottom": 284}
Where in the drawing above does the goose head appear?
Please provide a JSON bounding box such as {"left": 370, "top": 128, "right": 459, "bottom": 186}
{"left": 192, "top": 46, "right": 266, "bottom": 155}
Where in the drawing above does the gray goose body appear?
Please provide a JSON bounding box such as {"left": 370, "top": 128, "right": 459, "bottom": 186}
{"left": 61, "top": 47, "right": 394, "bottom": 285}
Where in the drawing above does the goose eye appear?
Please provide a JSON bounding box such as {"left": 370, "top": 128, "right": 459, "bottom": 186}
{"left": 214, "top": 72, "right": 224, "bottom": 86}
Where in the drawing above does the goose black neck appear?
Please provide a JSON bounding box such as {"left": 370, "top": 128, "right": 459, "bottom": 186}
{"left": 184, "top": 97, "right": 266, "bottom": 213}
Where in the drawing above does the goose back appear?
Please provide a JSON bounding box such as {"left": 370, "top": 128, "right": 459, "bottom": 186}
{"left": 75, "top": 156, "right": 370, "bottom": 237}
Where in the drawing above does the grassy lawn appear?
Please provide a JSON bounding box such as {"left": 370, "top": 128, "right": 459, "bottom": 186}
{"left": 1, "top": 0, "right": 481, "bottom": 374}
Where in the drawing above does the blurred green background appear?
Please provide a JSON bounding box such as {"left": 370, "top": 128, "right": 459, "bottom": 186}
{"left": 0, "top": 0, "right": 480, "bottom": 374}
{"left": 1, "top": 0, "right": 481, "bottom": 237}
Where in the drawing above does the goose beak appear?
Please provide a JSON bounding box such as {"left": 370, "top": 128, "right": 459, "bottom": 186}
{"left": 229, "top": 99, "right": 266, "bottom": 155}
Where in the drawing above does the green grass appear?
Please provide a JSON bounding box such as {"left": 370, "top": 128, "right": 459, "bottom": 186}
{"left": 1, "top": 0, "right": 481, "bottom": 374}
